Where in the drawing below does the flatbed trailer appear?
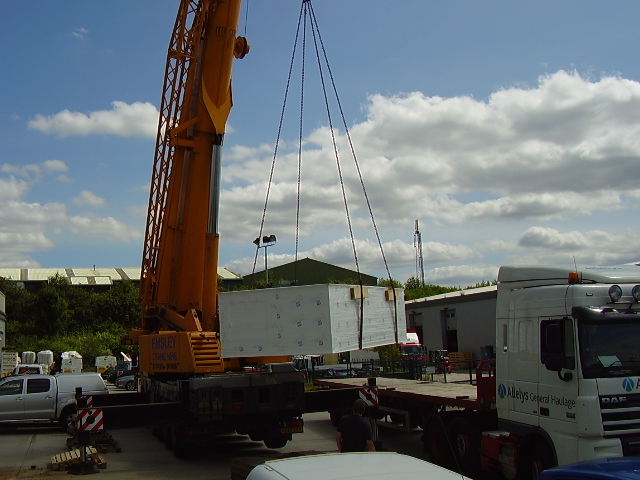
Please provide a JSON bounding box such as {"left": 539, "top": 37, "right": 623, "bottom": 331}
{"left": 313, "top": 360, "right": 497, "bottom": 473}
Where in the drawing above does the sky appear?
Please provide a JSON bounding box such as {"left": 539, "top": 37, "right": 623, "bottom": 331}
{"left": 2, "top": 1, "right": 640, "bottom": 288}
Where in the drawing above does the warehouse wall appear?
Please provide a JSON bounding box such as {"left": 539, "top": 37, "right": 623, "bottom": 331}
{"left": 405, "top": 289, "right": 496, "bottom": 362}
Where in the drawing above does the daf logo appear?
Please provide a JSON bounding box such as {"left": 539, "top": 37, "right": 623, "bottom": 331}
{"left": 602, "top": 396, "right": 627, "bottom": 404}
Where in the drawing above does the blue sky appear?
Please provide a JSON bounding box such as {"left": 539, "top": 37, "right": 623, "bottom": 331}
{"left": 2, "top": 1, "right": 640, "bottom": 287}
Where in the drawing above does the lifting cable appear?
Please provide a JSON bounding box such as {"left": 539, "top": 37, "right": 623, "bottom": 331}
{"left": 250, "top": 0, "right": 399, "bottom": 345}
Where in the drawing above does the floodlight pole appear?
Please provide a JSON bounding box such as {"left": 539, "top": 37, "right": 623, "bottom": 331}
{"left": 253, "top": 235, "right": 277, "bottom": 286}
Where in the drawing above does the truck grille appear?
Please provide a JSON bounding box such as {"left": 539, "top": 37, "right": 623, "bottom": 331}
{"left": 600, "top": 393, "right": 640, "bottom": 436}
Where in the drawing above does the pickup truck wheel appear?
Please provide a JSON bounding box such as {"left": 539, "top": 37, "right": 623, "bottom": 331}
{"left": 59, "top": 408, "right": 77, "bottom": 432}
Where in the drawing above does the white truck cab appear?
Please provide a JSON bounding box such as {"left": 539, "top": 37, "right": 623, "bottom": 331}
{"left": 495, "top": 264, "right": 640, "bottom": 472}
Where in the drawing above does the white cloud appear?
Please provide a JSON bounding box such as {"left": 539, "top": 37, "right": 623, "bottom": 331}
{"left": 43, "top": 160, "right": 69, "bottom": 173}
{"left": 72, "top": 27, "right": 89, "bottom": 39}
{"left": 28, "top": 101, "right": 158, "bottom": 138}
{"left": 221, "top": 71, "right": 640, "bottom": 252}
{"left": 127, "top": 204, "right": 148, "bottom": 219}
{"left": 0, "top": 178, "right": 30, "bottom": 202}
{"left": 1, "top": 160, "right": 69, "bottom": 183}
{"left": 425, "top": 264, "right": 500, "bottom": 287}
{"left": 0, "top": 201, "right": 67, "bottom": 231}
{"left": 68, "top": 215, "right": 142, "bottom": 242}
{"left": 216, "top": 71, "right": 640, "bottom": 285}
{"left": 5, "top": 70, "right": 640, "bottom": 284}
{"left": 0, "top": 232, "right": 54, "bottom": 252}
{"left": 512, "top": 227, "right": 640, "bottom": 266}
{"left": 72, "top": 190, "right": 107, "bottom": 208}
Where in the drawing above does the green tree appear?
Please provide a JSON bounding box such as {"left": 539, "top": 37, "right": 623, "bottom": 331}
{"left": 0, "top": 277, "right": 36, "bottom": 339}
{"left": 34, "top": 281, "right": 73, "bottom": 336}
{"left": 377, "top": 278, "right": 403, "bottom": 288}
{"left": 464, "top": 279, "right": 497, "bottom": 289}
{"left": 403, "top": 277, "right": 458, "bottom": 301}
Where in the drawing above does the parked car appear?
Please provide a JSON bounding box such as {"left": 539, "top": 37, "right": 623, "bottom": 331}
{"left": 320, "top": 368, "right": 358, "bottom": 379}
{"left": 356, "top": 364, "right": 375, "bottom": 377}
{"left": 106, "top": 361, "right": 137, "bottom": 384}
{"left": 114, "top": 374, "right": 137, "bottom": 391}
{"left": 246, "top": 452, "right": 472, "bottom": 480}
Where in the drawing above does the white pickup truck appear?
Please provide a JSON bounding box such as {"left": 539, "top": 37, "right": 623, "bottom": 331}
{"left": 0, "top": 373, "right": 108, "bottom": 429}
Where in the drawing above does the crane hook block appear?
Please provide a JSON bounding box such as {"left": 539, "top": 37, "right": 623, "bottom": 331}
{"left": 234, "top": 37, "right": 250, "bottom": 59}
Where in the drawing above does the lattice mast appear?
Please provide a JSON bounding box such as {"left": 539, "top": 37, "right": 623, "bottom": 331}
{"left": 414, "top": 219, "right": 425, "bottom": 286}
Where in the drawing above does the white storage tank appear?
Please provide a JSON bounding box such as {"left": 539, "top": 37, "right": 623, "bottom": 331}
{"left": 37, "top": 350, "right": 54, "bottom": 368}
{"left": 21, "top": 351, "right": 36, "bottom": 364}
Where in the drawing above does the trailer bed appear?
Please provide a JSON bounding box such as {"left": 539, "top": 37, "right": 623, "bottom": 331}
{"left": 314, "top": 368, "right": 495, "bottom": 412}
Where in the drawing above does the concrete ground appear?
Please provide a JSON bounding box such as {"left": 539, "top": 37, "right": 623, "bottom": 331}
{"left": 0, "top": 412, "right": 335, "bottom": 479}
{"left": 0, "top": 411, "right": 428, "bottom": 480}
{"left": 0, "top": 376, "right": 474, "bottom": 479}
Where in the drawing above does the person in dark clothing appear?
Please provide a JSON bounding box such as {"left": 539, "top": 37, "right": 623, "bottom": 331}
{"left": 336, "top": 398, "right": 376, "bottom": 452}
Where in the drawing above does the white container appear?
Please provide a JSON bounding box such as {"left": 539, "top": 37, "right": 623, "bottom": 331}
{"left": 95, "top": 355, "right": 117, "bottom": 373}
{"left": 37, "top": 350, "right": 54, "bottom": 367}
{"left": 21, "top": 351, "right": 36, "bottom": 364}
{"left": 219, "top": 284, "right": 406, "bottom": 358}
{"left": 61, "top": 357, "right": 83, "bottom": 373}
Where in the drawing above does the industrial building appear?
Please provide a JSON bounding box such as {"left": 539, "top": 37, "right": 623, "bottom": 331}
{"left": 0, "top": 267, "right": 244, "bottom": 293}
{"left": 405, "top": 285, "right": 497, "bottom": 361}
{"left": 243, "top": 257, "right": 378, "bottom": 287}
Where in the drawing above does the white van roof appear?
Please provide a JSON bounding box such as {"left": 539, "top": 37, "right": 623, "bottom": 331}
{"left": 246, "top": 452, "right": 471, "bottom": 480}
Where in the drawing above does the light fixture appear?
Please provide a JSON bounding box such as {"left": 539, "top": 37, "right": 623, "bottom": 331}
{"left": 608, "top": 285, "right": 623, "bottom": 303}
{"left": 632, "top": 285, "right": 640, "bottom": 303}
{"left": 252, "top": 234, "right": 277, "bottom": 285}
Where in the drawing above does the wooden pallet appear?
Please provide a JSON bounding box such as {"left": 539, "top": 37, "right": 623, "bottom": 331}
{"left": 51, "top": 446, "right": 107, "bottom": 471}
{"left": 448, "top": 351, "right": 474, "bottom": 369}
{"left": 67, "top": 431, "right": 122, "bottom": 453}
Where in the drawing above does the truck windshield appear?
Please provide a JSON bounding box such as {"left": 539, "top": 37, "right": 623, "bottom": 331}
{"left": 578, "top": 312, "right": 640, "bottom": 379}
{"left": 401, "top": 345, "right": 424, "bottom": 355}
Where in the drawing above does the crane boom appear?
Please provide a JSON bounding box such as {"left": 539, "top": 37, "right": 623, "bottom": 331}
{"left": 126, "top": 0, "right": 250, "bottom": 374}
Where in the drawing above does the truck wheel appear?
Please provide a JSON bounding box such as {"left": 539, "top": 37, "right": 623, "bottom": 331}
{"left": 450, "top": 417, "right": 480, "bottom": 473}
{"left": 264, "top": 431, "right": 289, "bottom": 449}
{"left": 389, "top": 413, "right": 405, "bottom": 424}
{"left": 161, "top": 425, "right": 173, "bottom": 450}
{"left": 167, "top": 425, "right": 192, "bottom": 458}
{"left": 519, "top": 439, "right": 555, "bottom": 480}
{"left": 424, "top": 415, "right": 453, "bottom": 467}
{"left": 329, "top": 410, "right": 340, "bottom": 426}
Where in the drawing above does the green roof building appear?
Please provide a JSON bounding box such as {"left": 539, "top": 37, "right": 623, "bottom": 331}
{"left": 243, "top": 258, "right": 377, "bottom": 288}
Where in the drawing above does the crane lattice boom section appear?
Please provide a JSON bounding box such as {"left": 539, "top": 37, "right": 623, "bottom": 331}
{"left": 141, "top": 0, "right": 212, "bottom": 311}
